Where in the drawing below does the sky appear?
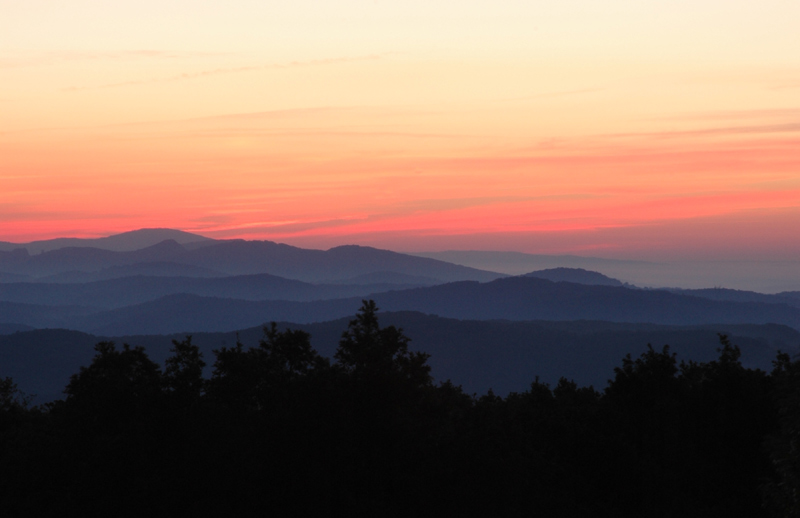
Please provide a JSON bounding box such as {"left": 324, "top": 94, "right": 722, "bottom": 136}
{"left": 2, "top": 0, "right": 799, "bottom": 260}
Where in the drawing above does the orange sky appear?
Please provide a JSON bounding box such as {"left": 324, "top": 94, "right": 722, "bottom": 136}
{"left": 2, "top": 1, "right": 799, "bottom": 259}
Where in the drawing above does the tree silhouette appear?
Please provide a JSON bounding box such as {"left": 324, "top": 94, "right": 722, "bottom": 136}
{"left": 164, "top": 336, "right": 206, "bottom": 404}
{"left": 260, "top": 322, "right": 329, "bottom": 381}
{"left": 0, "top": 377, "right": 31, "bottom": 415}
{"left": 64, "top": 341, "right": 162, "bottom": 431}
{"left": 335, "top": 299, "right": 431, "bottom": 387}
{"left": 763, "top": 351, "right": 800, "bottom": 518}
{"left": 0, "top": 304, "right": 793, "bottom": 517}
{"left": 207, "top": 324, "right": 328, "bottom": 412}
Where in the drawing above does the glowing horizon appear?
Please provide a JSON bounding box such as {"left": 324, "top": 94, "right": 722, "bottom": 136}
{"left": 3, "top": 1, "right": 799, "bottom": 260}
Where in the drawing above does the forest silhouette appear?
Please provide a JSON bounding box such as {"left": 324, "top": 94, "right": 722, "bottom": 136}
{"left": 1, "top": 301, "right": 799, "bottom": 517}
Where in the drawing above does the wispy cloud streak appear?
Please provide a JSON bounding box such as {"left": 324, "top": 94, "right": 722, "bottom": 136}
{"left": 609, "top": 123, "right": 800, "bottom": 139}
{"left": 62, "top": 54, "right": 387, "bottom": 92}
{"left": 649, "top": 108, "right": 800, "bottom": 122}
{"left": 498, "top": 88, "right": 605, "bottom": 102}
{"left": 0, "top": 50, "right": 223, "bottom": 69}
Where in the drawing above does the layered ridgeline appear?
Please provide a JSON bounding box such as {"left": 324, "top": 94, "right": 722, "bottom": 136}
{"left": 0, "top": 228, "right": 214, "bottom": 254}
{"left": 1, "top": 275, "right": 798, "bottom": 336}
{"left": 0, "top": 229, "right": 501, "bottom": 283}
{"left": 0, "top": 229, "right": 798, "bottom": 335}
{"left": 2, "top": 229, "right": 800, "bottom": 403}
{"left": 412, "top": 250, "right": 800, "bottom": 294}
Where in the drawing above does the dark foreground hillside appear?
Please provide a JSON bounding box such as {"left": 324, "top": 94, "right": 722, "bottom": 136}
{"left": 3, "top": 313, "right": 798, "bottom": 402}
{"left": 1, "top": 301, "right": 799, "bottom": 517}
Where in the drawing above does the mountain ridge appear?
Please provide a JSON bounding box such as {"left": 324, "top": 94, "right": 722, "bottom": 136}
{"left": 0, "top": 272, "right": 432, "bottom": 309}
{"left": 0, "top": 228, "right": 214, "bottom": 254}
{"left": 1, "top": 236, "right": 505, "bottom": 283}
{"left": 4, "top": 275, "right": 799, "bottom": 335}
{"left": 523, "top": 267, "right": 626, "bottom": 286}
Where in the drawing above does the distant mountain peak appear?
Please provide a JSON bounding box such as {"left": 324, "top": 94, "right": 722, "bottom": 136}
{"left": 0, "top": 228, "right": 215, "bottom": 254}
{"left": 523, "top": 267, "right": 626, "bottom": 287}
{"left": 98, "top": 229, "right": 213, "bottom": 250}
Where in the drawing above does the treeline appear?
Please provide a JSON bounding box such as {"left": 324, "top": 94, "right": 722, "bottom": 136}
{"left": 1, "top": 301, "right": 799, "bottom": 517}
